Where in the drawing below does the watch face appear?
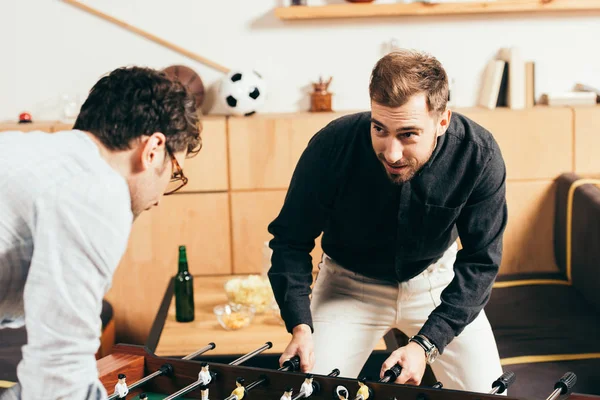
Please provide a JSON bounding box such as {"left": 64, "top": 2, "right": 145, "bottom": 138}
{"left": 428, "top": 348, "right": 439, "bottom": 363}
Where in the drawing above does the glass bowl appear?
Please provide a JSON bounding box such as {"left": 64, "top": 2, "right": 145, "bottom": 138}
{"left": 213, "top": 303, "right": 255, "bottom": 331}
{"left": 224, "top": 275, "right": 275, "bottom": 314}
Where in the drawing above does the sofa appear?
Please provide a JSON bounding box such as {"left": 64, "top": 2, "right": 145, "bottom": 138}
{"left": 483, "top": 172, "right": 600, "bottom": 398}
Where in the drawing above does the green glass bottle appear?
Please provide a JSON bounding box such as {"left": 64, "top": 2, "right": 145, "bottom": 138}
{"left": 174, "top": 245, "right": 195, "bottom": 322}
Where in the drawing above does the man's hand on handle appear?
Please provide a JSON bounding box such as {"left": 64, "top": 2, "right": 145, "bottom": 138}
{"left": 279, "top": 324, "right": 314, "bottom": 373}
{"left": 379, "top": 342, "right": 427, "bottom": 385}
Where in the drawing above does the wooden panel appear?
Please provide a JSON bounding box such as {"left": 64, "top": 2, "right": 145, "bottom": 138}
{"left": 50, "top": 122, "right": 74, "bottom": 132}
{"left": 180, "top": 116, "right": 228, "bottom": 192}
{"left": 155, "top": 275, "right": 387, "bottom": 357}
{"left": 500, "top": 180, "right": 559, "bottom": 275}
{"left": 96, "top": 319, "right": 116, "bottom": 359}
{"left": 231, "top": 190, "right": 322, "bottom": 274}
{"left": 459, "top": 106, "right": 573, "bottom": 180}
{"left": 228, "top": 112, "right": 352, "bottom": 190}
{"left": 0, "top": 121, "right": 60, "bottom": 132}
{"left": 574, "top": 106, "right": 600, "bottom": 175}
{"left": 275, "top": 0, "right": 600, "bottom": 20}
{"left": 106, "top": 192, "right": 232, "bottom": 344}
{"left": 97, "top": 352, "right": 145, "bottom": 396}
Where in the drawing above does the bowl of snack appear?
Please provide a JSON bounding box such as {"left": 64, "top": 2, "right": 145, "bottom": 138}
{"left": 213, "top": 303, "right": 255, "bottom": 331}
{"left": 224, "top": 275, "right": 275, "bottom": 314}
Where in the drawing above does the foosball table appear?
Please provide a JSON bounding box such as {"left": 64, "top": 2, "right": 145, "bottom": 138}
{"left": 98, "top": 343, "right": 595, "bottom": 400}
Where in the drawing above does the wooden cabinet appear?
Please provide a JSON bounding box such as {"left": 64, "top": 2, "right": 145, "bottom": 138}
{"left": 461, "top": 107, "right": 573, "bottom": 180}
{"left": 230, "top": 190, "right": 323, "bottom": 274}
{"left": 180, "top": 117, "right": 229, "bottom": 193}
{"left": 503, "top": 181, "right": 558, "bottom": 274}
{"left": 228, "top": 112, "right": 351, "bottom": 190}
{"left": 107, "top": 192, "right": 232, "bottom": 343}
{"left": 573, "top": 106, "right": 600, "bottom": 176}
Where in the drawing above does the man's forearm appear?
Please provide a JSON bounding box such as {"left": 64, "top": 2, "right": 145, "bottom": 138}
{"left": 268, "top": 267, "right": 314, "bottom": 334}
{"left": 418, "top": 252, "right": 500, "bottom": 353}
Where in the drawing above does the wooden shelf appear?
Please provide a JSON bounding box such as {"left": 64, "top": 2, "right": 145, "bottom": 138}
{"left": 274, "top": 0, "right": 600, "bottom": 20}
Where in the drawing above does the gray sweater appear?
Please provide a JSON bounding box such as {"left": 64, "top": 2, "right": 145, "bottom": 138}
{"left": 0, "top": 129, "right": 132, "bottom": 399}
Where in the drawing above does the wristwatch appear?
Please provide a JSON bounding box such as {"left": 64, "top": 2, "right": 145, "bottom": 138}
{"left": 409, "top": 334, "right": 439, "bottom": 364}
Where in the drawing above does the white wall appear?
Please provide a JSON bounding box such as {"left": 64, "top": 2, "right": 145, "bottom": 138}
{"left": 1, "top": 0, "right": 599, "bottom": 121}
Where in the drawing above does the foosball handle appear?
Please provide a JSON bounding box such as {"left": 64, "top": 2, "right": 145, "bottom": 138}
{"left": 554, "top": 372, "right": 577, "bottom": 396}
{"left": 432, "top": 381, "right": 443, "bottom": 389}
{"left": 491, "top": 371, "right": 516, "bottom": 394}
{"left": 382, "top": 365, "right": 402, "bottom": 382}
{"left": 159, "top": 363, "right": 174, "bottom": 377}
{"left": 312, "top": 380, "right": 321, "bottom": 395}
{"left": 328, "top": 369, "right": 340, "bottom": 378}
{"left": 282, "top": 356, "right": 301, "bottom": 372}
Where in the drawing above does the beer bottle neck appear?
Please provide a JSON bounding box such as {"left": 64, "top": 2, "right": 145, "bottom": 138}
{"left": 178, "top": 246, "right": 189, "bottom": 274}
{"left": 178, "top": 261, "right": 189, "bottom": 274}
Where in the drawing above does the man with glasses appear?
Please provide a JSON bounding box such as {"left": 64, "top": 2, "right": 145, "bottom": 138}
{"left": 0, "top": 66, "right": 200, "bottom": 400}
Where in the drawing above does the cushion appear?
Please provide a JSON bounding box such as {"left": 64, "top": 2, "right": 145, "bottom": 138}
{"left": 485, "top": 276, "right": 600, "bottom": 396}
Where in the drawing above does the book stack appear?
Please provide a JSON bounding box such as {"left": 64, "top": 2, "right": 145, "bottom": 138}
{"left": 538, "top": 83, "right": 599, "bottom": 106}
{"left": 479, "top": 48, "right": 599, "bottom": 109}
{"left": 478, "top": 47, "right": 534, "bottom": 110}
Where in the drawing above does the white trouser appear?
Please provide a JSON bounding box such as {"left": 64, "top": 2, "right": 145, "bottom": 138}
{"left": 309, "top": 242, "right": 504, "bottom": 394}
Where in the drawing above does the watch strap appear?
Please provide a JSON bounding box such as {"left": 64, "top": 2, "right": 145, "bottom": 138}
{"left": 409, "top": 335, "right": 436, "bottom": 358}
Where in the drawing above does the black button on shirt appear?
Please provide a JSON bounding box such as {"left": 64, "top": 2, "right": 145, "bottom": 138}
{"left": 267, "top": 111, "right": 508, "bottom": 353}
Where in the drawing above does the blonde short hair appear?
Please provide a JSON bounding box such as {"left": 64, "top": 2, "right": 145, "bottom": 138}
{"left": 369, "top": 49, "right": 449, "bottom": 114}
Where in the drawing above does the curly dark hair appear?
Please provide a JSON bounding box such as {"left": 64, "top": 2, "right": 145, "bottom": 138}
{"left": 74, "top": 66, "right": 201, "bottom": 157}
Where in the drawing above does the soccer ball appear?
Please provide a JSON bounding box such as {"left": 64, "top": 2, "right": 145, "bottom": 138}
{"left": 216, "top": 69, "right": 266, "bottom": 116}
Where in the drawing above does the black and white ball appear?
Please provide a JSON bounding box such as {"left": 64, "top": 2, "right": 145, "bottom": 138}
{"left": 216, "top": 69, "right": 266, "bottom": 116}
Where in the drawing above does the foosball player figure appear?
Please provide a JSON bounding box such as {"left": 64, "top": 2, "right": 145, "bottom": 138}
{"left": 139, "top": 394, "right": 148, "bottom": 400}
{"left": 280, "top": 386, "right": 293, "bottom": 400}
{"left": 230, "top": 377, "right": 246, "bottom": 400}
{"left": 114, "top": 373, "right": 129, "bottom": 399}
{"left": 354, "top": 377, "right": 372, "bottom": 400}
{"left": 300, "top": 374, "right": 314, "bottom": 397}
{"left": 338, "top": 388, "right": 348, "bottom": 399}
{"left": 198, "top": 362, "right": 212, "bottom": 400}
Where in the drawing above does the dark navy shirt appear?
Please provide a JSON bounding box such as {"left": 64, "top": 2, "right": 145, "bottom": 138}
{"left": 267, "top": 111, "right": 508, "bottom": 353}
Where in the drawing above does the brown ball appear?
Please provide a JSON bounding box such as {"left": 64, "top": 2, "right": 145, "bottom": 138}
{"left": 162, "top": 65, "right": 205, "bottom": 109}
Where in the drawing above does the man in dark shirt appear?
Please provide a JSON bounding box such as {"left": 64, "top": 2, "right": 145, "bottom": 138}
{"left": 267, "top": 49, "right": 507, "bottom": 392}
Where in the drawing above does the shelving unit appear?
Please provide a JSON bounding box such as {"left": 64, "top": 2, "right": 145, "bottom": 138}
{"left": 274, "top": 0, "right": 600, "bottom": 20}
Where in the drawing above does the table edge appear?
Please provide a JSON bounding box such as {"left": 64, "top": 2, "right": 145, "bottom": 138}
{"left": 146, "top": 276, "right": 174, "bottom": 353}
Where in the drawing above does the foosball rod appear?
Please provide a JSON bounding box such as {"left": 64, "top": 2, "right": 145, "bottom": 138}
{"left": 163, "top": 342, "right": 273, "bottom": 400}
{"left": 545, "top": 372, "right": 577, "bottom": 400}
{"left": 290, "top": 369, "right": 340, "bottom": 400}
{"left": 229, "top": 341, "right": 273, "bottom": 365}
{"left": 379, "top": 365, "right": 442, "bottom": 389}
{"left": 488, "top": 371, "right": 516, "bottom": 395}
{"left": 221, "top": 356, "right": 306, "bottom": 400}
{"left": 182, "top": 342, "right": 217, "bottom": 360}
{"left": 107, "top": 342, "right": 216, "bottom": 400}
